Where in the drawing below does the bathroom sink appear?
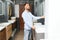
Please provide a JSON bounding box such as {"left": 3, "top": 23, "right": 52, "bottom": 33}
{"left": 8, "top": 20, "right": 15, "bottom": 24}
{"left": 0, "top": 22, "right": 11, "bottom": 27}
{"left": 34, "top": 23, "right": 46, "bottom": 33}
{"left": 0, "top": 20, "right": 15, "bottom": 31}
{"left": 0, "top": 20, "right": 15, "bottom": 27}
{"left": 0, "top": 24, "right": 5, "bottom": 27}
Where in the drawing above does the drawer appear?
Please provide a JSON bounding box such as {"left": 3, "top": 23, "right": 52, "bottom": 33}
{"left": 6, "top": 24, "right": 12, "bottom": 31}
{"left": 6, "top": 30, "right": 12, "bottom": 40}
{"left": 6, "top": 24, "right": 12, "bottom": 40}
{"left": 0, "top": 28, "right": 6, "bottom": 40}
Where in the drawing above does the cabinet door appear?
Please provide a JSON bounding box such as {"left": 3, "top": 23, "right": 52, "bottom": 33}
{"left": 6, "top": 24, "right": 12, "bottom": 40}
{"left": 0, "top": 28, "right": 6, "bottom": 40}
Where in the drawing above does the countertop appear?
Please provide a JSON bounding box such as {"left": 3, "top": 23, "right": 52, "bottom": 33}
{"left": 0, "top": 20, "right": 16, "bottom": 31}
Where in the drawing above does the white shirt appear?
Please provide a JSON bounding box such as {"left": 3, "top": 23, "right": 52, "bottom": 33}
{"left": 22, "top": 10, "right": 41, "bottom": 30}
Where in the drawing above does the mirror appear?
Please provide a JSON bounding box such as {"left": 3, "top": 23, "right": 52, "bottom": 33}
{"left": 34, "top": 0, "right": 45, "bottom": 16}
{"left": 0, "top": 1, "right": 3, "bottom": 15}
{"left": 34, "top": 0, "right": 45, "bottom": 25}
{"left": 6, "top": 1, "right": 15, "bottom": 19}
{"left": 0, "top": 1, "right": 5, "bottom": 16}
{"left": 8, "top": 4, "right": 12, "bottom": 19}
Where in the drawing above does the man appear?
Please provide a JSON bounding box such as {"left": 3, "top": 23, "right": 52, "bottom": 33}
{"left": 22, "top": 3, "right": 44, "bottom": 40}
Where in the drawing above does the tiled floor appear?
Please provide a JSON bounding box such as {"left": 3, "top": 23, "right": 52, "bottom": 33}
{"left": 15, "top": 30, "right": 24, "bottom": 40}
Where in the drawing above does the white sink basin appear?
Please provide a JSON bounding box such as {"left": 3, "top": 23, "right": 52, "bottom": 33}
{"left": 8, "top": 20, "right": 15, "bottom": 23}
{"left": 0, "top": 22, "right": 11, "bottom": 27}
{"left": 11, "top": 17, "right": 16, "bottom": 20}
{"left": 0, "top": 20, "right": 15, "bottom": 27}
{"left": 34, "top": 23, "right": 46, "bottom": 33}
{"left": 0, "top": 24, "right": 5, "bottom": 27}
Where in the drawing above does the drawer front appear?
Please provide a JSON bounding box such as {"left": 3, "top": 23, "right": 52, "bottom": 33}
{"left": 6, "top": 29, "right": 12, "bottom": 40}
{"left": 0, "top": 29, "right": 6, "bottom": 40}
{"left": 6, "top": 24, "right": 12, "bottom": 40}
{"left": 6, "top": 24, "right": 12, "bottom": 31}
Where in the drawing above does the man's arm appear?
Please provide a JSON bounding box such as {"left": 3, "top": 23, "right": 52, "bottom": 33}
{"left": 30, "top": 12, "right": 45, "bottom": 20}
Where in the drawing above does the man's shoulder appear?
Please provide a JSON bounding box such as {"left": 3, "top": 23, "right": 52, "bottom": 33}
{"left": 22, "top": 11, "right": 27, "bottom": 16}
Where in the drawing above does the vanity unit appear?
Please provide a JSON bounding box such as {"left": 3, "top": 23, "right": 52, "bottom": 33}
{"left": 32, "top": 23, "right": 47, "bottom": 40}
{"left": 0, "top": 20, "right": 16, "bottom": 40}
{"left": 0, "top": 0, "right": 8, "bottom": 22}
{"left": 0, "top": 23, "right": 12, "bottom": 40}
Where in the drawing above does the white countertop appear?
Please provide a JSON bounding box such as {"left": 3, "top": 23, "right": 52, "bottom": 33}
{"left": 34, "top": 23, "right": 47, "bottom": 33}
{"left": 0, "top": 20, "right": 16, "bottom": 31}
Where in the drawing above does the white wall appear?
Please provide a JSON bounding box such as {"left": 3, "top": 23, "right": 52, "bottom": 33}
{"left": 15, "top": 4, "right": 19, "bottom": 18}
{"left": 45, "top": 0, "right": 60, "bottom": 40}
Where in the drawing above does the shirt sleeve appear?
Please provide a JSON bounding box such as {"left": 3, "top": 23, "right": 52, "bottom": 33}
{"left": 30, "top": 12, "right": 41, "bottom": 19}
{"left": 22, "top": 13, "right": 32, "bottom": 28}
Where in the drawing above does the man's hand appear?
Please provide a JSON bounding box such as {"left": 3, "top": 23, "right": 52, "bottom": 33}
{"left": 41, "top": 16, "right": 45, "bottom": 18}
{"left": 32, "top": 26, "right": 35, "bottom": 30}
